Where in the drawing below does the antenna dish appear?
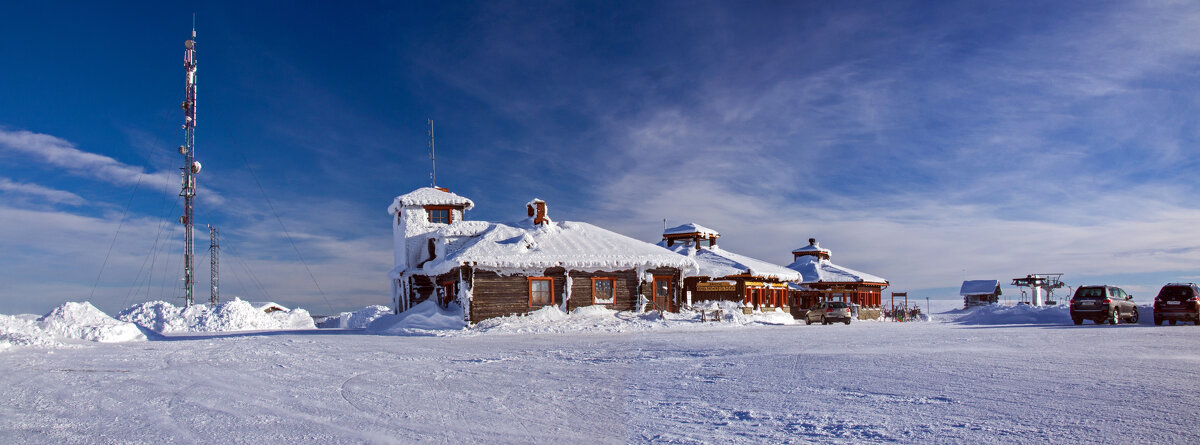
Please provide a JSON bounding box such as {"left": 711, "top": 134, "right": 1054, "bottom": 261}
{"left": 191, "top": 161, "right": 202, "bottom": 174}
{"left": 185, "top": 40, "right": 195, "bottom": 49}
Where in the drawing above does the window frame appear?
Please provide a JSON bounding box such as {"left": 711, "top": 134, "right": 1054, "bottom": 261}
{"left": 591, "top": 277, "right": 617, "bottom": 305}
{"left": 424, "top": 205, "right": 455, "bottom": 224}
{"left": 527, "top": 277, "right": 555, "bottom": 307}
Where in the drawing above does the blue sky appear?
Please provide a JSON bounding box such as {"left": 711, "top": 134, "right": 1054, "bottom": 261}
{"left": 3, "top": 1, "right": 1200, "bottom": 315}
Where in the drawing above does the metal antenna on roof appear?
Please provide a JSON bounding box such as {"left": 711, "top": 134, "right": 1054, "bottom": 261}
{"left": 428, "top": 119, "right": 436, "bottom": 187}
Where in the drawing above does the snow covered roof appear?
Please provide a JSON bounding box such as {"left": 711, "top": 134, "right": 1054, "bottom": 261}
{"left": 248, "top": 302, "right": 290, "bottom": 312}
{"left": 388, "top": 187, "right": 475, "bottom": 214}
{"left": 418, "top": 220, "right": 696, "bottom": 276}
{"left": 662, "top": 244, "right": 799, "bottom": 281}
{"left": 960, "top": 280, "right": 1001, "bottom": 296}
{"left": 663, "top": 223, "right": 719, "bottom": 238}
{"left": 785, "top": 256, "right": 887, "bottom": 285}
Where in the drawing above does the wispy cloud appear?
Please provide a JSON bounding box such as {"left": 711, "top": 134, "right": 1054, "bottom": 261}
{"left": 0, "top": 128, "right": 223, "bottom": 205}
{"left": 567, "top": 2, "right": 1200, "bottom": 297}
{"left": 0, "top": 177, "right": 84, "bottom": 206}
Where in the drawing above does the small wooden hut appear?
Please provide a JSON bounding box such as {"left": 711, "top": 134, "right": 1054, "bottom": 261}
{"left": 960, "top": 280, "right": 1002, "bottom": 308}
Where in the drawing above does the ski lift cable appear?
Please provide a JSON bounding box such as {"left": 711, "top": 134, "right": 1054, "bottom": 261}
{"left": 88, "top": 174, "right": 145, "bottom": 301}
{"left": 238, "top": 152, "right": 335, "bottom": 314}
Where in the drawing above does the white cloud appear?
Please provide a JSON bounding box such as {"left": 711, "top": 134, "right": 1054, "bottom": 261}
{"left": 566, "top": 2, "right": 1200, "bottom": 299}
{"left": 0, "top": 177, "right": 84, "bottom": 206}
{"left": 0, "top": 128, "right": 223, "bottom": 205}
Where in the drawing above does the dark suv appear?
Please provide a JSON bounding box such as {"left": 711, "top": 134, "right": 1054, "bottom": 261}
{"left": 1070, "top": 285, "right": 1139, "bottom": 325}
{"left": 1153, "top": 283, "right": 1200, "bottom": 325}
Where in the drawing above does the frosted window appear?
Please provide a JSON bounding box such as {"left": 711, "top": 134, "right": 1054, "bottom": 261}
{"left": 593, "top": 279, "right": 615, "bottom": 304}
{"left": 530, "top": 279, "right": 552, "bottom": 306}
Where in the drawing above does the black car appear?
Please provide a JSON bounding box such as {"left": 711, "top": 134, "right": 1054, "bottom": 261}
{"left": 1153, "top": 283, "right": 1200, "bottom": 326}
{"left": 1070, "top": 285, "right": 1139, "bottom": 325}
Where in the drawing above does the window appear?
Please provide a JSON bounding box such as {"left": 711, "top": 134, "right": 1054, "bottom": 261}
{"left": 428, "top": 208, "right": 450, "bottom": 224}
{"left": 592, "top": 277, "right": 616, "bottom": 305}
{"left": 528, "top": 277, "right": 554, "bottom": 307}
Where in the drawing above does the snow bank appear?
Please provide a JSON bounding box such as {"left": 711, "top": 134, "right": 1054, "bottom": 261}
{"left": 318, "top": 305, "right": 391, "bottom": 329}
{"left": 382, "top": 300, "right": 796, "bottom": 337}
{"left": 367, "top": 300, "right": 466, "bottom": 335}
{"left": 952, "top": 304, "right": 1071, "bottom": 325}
{"left": 692, "top": 300, "right": 798, "bottom": 325}
{"left": 118, "top": 298, "right": 315, "bottom": 333}
{"left": 39, "top": 302, "right": 146, "bottom": 343}
{"left": 0, "top": 314, "right": 62, "bottom": 351}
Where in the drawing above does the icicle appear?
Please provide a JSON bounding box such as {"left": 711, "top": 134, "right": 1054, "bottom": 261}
{"left": 560, "top": 273, "right": 572, "bottom": 312}
{"left": 457, "top": 267, "right": 472, "bottom": 324}
{"left": 391, "top": 279, "right": 400, "bottom": 314}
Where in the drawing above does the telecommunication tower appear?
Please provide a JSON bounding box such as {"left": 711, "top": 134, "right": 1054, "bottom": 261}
{"left": 209, "top": 225, "right": 219, "bottom": 306}
{"left": 178, "top": 26, "right": 201, "bottom": 307}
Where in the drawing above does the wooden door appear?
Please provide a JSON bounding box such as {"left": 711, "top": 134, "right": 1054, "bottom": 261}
{"left": 653, "top": 276, "right": 674, "bottom": 312}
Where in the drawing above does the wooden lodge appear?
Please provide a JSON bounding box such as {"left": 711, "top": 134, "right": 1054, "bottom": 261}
{"left": 388, "top": 188, "right": 694, "bottom": 323}
{"left": 658, "top": 223, "right": 800, "bottom": 313}
{"left": 786, "top": 238, "right": 888, "bottom": 319}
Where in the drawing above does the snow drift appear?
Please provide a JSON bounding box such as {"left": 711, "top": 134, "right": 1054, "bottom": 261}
{"left": 0, "top": 314, "right": 62, "bottom": 351}
{"left": 368, "top": 300, "right": 466, "bottom": 335}
{"left": 949, "top": 303, "right": 1154, "bottom": 325}
{"left": 39, "top": 302, "right": 145, "bottom": 343}
{"left": 118, "top": 298, "right": 315, "bottom": 333}
{"left": 367, "top": 299, "right": 797, "bottom": 337}
{"left": 1, "top": 302, "right": 146, "bottom": 351}
{"left": 317, "top": 305, "right": 391, "bottom": 329}
{"left": 953, "top": 304, "right": 1070, "bottom": 325}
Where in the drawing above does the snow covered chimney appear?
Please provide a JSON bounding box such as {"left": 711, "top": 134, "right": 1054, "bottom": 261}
{"left": 526, "top": 199, "right": 549, "bottom": 226}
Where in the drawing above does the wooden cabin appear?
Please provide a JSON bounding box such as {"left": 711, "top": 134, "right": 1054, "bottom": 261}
{"left": 960, "top": 280, "right": 1002, "bottom": 308}
{"left": 786, "top": 238, "right": 888, "bottom": 319}
{"left": 388, "top": 188, "right": 694, "bottom": 323}
{"left": 659, "top": 223, "right": 800, "bottom": 313}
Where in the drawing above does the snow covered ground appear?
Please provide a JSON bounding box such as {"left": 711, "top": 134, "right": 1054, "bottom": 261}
{"left": 1, "top": 301, "right": 1197, "bottom": 443}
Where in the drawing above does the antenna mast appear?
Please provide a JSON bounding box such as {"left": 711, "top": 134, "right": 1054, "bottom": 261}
{"left": 209, "top": 225, "right": 219, "bottom": 306}
{"left": 179, "top": 25, "right": 200, "bottom": 307}
{"left": 428, "top": 119, "right": 436, "bottom": 187}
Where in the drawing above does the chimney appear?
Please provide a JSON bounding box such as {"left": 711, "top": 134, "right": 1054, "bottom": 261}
{"left": 526, "top": 199, "right": 549, "bottom": 226}
{"left": 809, "top": 238, "right": 816, "bottom": 246}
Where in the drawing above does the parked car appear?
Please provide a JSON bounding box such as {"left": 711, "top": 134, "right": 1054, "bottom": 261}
{"left": 1070, "top": 285, "right": 1139, "bottom": 325}
{"left": 1153, "top": 283, "right": 1200, "bottom": 326}
{"left": 806, "top": 301, "right": 852, "bottom": 325}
